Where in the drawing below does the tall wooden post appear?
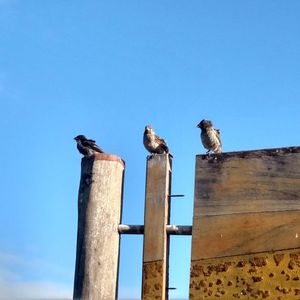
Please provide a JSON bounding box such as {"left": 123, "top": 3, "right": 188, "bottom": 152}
{"left": 142, "top": 154, "right": 172, "bottom": 300}
{"left": 73, "top": 153, "right": 125, "bottom": 300}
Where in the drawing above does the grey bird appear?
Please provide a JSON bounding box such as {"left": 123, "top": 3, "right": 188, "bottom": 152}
{"left": 197, "top": 120, "right": 222, "bottom": 154}
{"left": 143, "top": 125, "right": 171, "bottom": 156}
{"left": 74, "top": 135, "right": 104, "bottom": 156}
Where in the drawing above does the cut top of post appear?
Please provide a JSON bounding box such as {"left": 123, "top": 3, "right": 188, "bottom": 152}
{"left": 82, "top": 153, "right": 125, "bottom": 169}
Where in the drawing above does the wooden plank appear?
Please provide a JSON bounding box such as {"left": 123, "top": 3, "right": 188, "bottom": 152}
{"left": 192, "top": 211, "right": 300, "bottom": 260}
{"left": 142, "top": 154, "right": 172, "bottom": 300}
{"left": 194, "top": 147, "right": 300, "bottom": 216}
{"left": 190, "top": 146, "right": 300, "bottom": 298}
{"left": 192, "top": 147, "right": 300, "bottom": 260}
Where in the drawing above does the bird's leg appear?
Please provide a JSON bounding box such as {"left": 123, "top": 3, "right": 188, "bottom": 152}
{"left": 206, "top": 150, "right": 212, "bottom": 157}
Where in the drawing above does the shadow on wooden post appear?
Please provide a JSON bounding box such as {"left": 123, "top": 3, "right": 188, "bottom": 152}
{"left": 142, "top": 154, "right": 172, "bottom": 300}
{"left": 73, "top": 153, "right": 125, "bottom": 300}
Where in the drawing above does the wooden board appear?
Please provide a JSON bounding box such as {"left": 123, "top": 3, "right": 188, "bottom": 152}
{"left": 190, "top": 146, "right": 300, "bottom": 299}
{"left": 192, "top": 211, "right": 300, "bottom": 260}
{"left": 142, "top": 154, "right": 172, "bottom": 300}
{"left": 191, "top": 146, "right": 300, "bottom": 260}
{"left": 195, "top": 147, "right": 300, "bottom": 216}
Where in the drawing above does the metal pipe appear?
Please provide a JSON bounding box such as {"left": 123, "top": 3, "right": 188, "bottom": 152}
{"left": 118, "top": 224, "right": 192, "bottom": 235}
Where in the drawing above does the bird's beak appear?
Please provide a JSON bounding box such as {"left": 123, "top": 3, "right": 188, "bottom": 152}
{"left": 196, "top": 124, "right": 200, "bottom": 128}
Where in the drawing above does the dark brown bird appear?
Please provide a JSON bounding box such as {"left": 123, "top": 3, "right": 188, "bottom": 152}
{"left": 197, "top": 120, "right": 222, "bottom": 154}
{"left": 74, "top": 135, "right": 104, "bottom": 156}
{"left": 143, "top": 125, "right": 171, "bottom": 155}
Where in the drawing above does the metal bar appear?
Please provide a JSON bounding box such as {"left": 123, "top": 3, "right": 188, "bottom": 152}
{"left": 167, "top": 225, "right": 192, "bottom": 235}
{"left": 118, "top": 224, "right": 192, "bottom": 235}
{"left": 168, "top": 194, "right": 185, "bottom": 198}
{"left": 118, "top": 224, "right": 144, "bottom": 234}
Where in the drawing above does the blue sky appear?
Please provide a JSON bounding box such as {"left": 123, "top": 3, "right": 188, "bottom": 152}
{"left": 0, "top": 1, "right": 300, "bottom": 299}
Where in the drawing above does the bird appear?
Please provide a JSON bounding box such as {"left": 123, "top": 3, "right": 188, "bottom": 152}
{"left": 143, "top": 125, "right": 171, "bottom": 156}
{"left": 74, "top": 135, "right": 104, "bottom": 156}
{"left": 197, "top": 119, "right": 222, "bottom": 154}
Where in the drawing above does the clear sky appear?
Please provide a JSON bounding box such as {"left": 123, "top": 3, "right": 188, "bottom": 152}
{"left": 0, "top": 1, "right": 300, "bottom": 299}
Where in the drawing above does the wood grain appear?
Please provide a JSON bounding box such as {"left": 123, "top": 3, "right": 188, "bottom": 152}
{"left": 191, "top": 146, "right": 300, "bottom": 260}
{"left": 142, "top": 154, "right": 172, "bottom": 300}
{"left": 190, "top": 146, "right": 300, "bottom": 297}
{"left": 73, "top": 155, "right": 125, "bottom": 299}
{"left": 192, "top": 211, "right": 300, "bottom": 260}
{"left": 194, "top": 147, "right": 300, "bottom": 216}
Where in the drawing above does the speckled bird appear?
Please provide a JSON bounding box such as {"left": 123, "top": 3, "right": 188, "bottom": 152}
{"left": 74, "top": 135, "right": 104, "bottom": 156}
{"left": 197, "top": 119, "right": 222, "bottom": 154}
{"left": 143, "top": 125, "right": 171, "bottom": 156}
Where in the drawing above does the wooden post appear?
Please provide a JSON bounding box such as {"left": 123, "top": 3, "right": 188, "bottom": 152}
{"left": 190, "top": 146, "right": 300, "bottom": 299}
{"left": 142, "top": 154, "right": 172, "bottom": 300}
{"left": 73, "top": 153, "right": 125, "bottom": 300}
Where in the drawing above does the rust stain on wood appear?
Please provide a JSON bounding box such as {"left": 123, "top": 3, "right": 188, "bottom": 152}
{"left": 142, "top": 261, "right": 164, "bottom": 300}
{"left": 190, "top": 249, "right": 300, "bottom": 299}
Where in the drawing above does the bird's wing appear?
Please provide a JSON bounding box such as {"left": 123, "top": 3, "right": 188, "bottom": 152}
{"left": 87, "top": 138, "right": 96, "bottom": 143}
{"left": 84, "top": 139, "right": 104, "bottom": 153}
{"left": 155, "top": 135, "right": 169, "bottom": 153}
{"left": 214, "top": 128, "right": 222, "bottom": 146}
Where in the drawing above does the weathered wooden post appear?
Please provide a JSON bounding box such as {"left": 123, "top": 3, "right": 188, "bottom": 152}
{"left": 190, "top": 146, "right": 300, "bottom": 299}
{"left": 142, "top": 154, "right": 172, "bottom": 300}
{"left": 73, "top": 153, "right": 125, "bottom": 300}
